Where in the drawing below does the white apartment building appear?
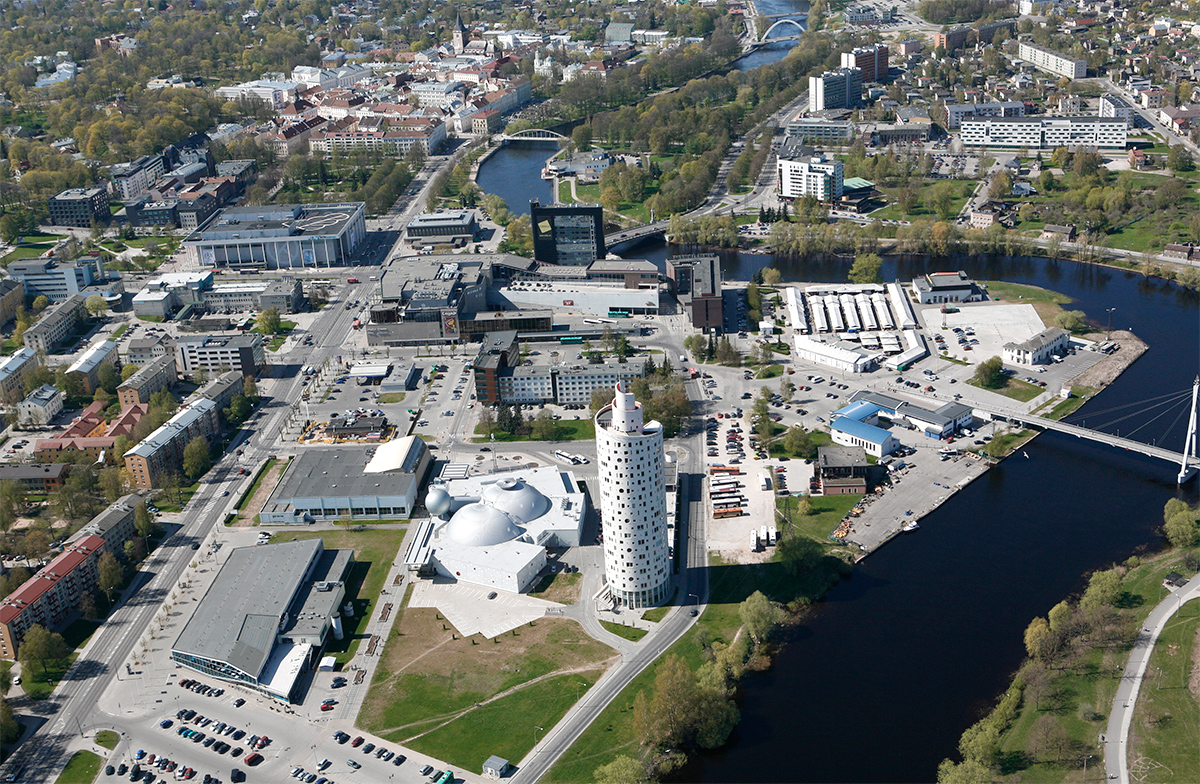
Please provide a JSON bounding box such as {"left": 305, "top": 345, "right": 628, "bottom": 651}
{"left": 1018, "top": 42, "right": 1087, "bottom": 79}
{"left": 959, "top": 116, "right": 1127, "bottom": 149}
{"left": 175, "top": 335, "right": 265, "bottom": 379}
{"left": 0, "top": 349, "right": 40, "bottom": 405}
{"left": 17, "top": 384, "right": 63, "bottom": 427}
{"left": 778, "top": 154, "right": 845, "bottom": 201}
{"left": 809, "top": 68, "right": 862, "bottom": 111}
{"left": 1099, "top": 94, "right": 1136, "bottom": 126}
{"left": 595, "top": 383, "right": 671, "bottom": 609}
{"left": 943, "top": 101, "right": 1025, "bottom": 129}
{"left": 290, "top": 64, "right": 372, "bottom": 90}
{"left": 496, "top": 362, "right": 644, "bottom": 405}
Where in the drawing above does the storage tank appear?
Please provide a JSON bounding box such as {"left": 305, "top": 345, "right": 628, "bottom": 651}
{"left": 331, "top": 612, "right": 344, "bottom": 640}
{"left": 342, "top": 602, "right": 355, "bottom": 618}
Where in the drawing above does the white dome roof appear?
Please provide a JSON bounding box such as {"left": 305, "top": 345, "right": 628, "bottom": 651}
{"left": 480, "top": 478, "right": 551, "bottom": 524}
{"left": 445, "top": 503, "right": 525, "bottom": 547}
{"left": 426, "top": 487, "right": 452, "bottom": 517}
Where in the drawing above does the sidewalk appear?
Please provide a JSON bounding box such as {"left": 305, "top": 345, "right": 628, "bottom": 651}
{"left": 1104, "top": 575, "right": 1200, "bottom": 783}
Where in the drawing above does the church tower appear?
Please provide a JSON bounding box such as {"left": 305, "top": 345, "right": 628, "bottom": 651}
{"left": 452, "top": 13, "right": 468, "bottom": 55}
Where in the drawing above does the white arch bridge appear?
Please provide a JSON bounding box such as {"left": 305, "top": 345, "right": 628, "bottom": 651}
{"left": 499, "top": 128, "right": 568, "bottom": 141}
{"left": 760, "top": 17, "right": 806, "bottom": 41}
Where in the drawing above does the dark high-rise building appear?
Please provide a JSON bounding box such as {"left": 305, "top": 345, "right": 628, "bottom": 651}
{"left": 529, "top": 200, "right": 605, "bottom": 266}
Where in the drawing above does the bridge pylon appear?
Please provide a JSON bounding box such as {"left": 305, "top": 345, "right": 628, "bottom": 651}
{"left": 1179, "top": 376, "right": 1199, "bottom": 484}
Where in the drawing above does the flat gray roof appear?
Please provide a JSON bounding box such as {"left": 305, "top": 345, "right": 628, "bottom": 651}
{"left": 172, "top": 539, "right": 324, "bottom": 679}
{"left": 268, "top": 445, "right": 425, "bottom": 507}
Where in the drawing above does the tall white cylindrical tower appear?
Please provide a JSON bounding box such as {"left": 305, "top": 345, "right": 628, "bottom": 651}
{"left": 595, "top": 382, "right": 671, "bottom": 609}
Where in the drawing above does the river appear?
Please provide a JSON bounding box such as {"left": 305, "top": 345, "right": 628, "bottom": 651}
{"left": 476, "top": 76, "right": 1200, "bottom": 784}
{"left": 730, "top": 0, "right": 808, "bottom": 71}
{"left": 475, "top": 140, "right": 557, "bottom": 216}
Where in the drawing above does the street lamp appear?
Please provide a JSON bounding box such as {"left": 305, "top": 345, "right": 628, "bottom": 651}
{"left": 1082, "top": 754, "right": 1094, "bottom": 779}
{"left": 1105, "top": 307, "right": 1116, "bottom": 339}
{"left": 534, "top": 726, "right": 544, "bottom": 747}
{"left": 688, "top": 593, "right": 698, "bottom": 606}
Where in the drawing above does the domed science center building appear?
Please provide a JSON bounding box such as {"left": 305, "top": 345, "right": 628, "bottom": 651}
{"left": 595, "top": 382, "right": 672, "bottom": 609}
{"left": 410, "top": 467, "right": 585, "bottom": 593}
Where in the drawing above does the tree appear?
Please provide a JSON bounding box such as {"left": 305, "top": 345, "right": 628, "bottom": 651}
{"left": 935, "top": 758, "right": 992, "bottom": 784}
{"left": 593, "top": 756, "right": 647, "bottom": 784}
{"left": 531, "top": 410, "right": 559, "bottom": 441}
{"left": 257, "top": 307, "right": 282, "bottom": 335}
{"left": 98, "top": 551, "right": 123, "bottom": 602}
{"left": 124, "top": 537, "right": 147, "bottom": 564}
{"left": 783, "top": 425, "right": 815, "bottom": 458}
{"left": 739, "top": 591, "right": 781, "bottom": 645}
{"left": 1024, "top": 616, "right": 1050, "bottom": 659}
{"left": 1, "top": 697, "right": 19, "bottom": 745}
{"left": 971, "top": 356, "right": 1005, "bottom": 389}
{"left": 1046, "top": 600, "right": 1072, "bottom": 634}
{"left": 988, "top": 170, "right": 1012, "bottom": 200}
{"left": 134, "top": 502, "right": 154, "bottom": 538}
{"left": 590, "top": 386, "right": 612, "bottom": 414}
{"left": 0, "top": 479, "right": 25, "bottom": 514}
{"left": 31, "top": 295, "right": 49, "bottom": 313}
{"left": 1164, "top": 510, "right": 1198, "bottom": 549}
{"left": 182, "top": 437, "right": 212, "bottom": 480}
{"left": 18, "top": 624, "right": 52, "bottom": 677}
{"left": 762, "top": 267, "right": 783, "bottom": 285}
{"left": 120, "top": 364, "right": 140, "bottom": 381}
{"left": 848, "top": 253, "right": 883, "bottom": 284}
{"left": 85, "top": 295, "right": 108, "bottom": 318}
{"left": 23, "top": 529, "right": 51, "bottom": 562}
{"left": 1080, "top": 568, "right": 1122, "bottom": 612}
{"left": 1053, "top": 310, "right": 1086, "bottom": 332}
{"left": 1167, "top": 144, "right": 1194, "bottom": 174}
{"left": 79, "top": 591, "right": 99, "bottom": 621}
{"left": 928, "top": 181, "right": 958, "bottom": 221}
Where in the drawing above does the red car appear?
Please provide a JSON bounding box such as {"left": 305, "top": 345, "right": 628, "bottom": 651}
{"left": 244, "top": 754, "right": 262, "bottom": 766}
{"left": 320, "top": 704, "right": 334, "bottom": 711}
{"left": 351, "top": 737, "right": 364, "bottom": 748}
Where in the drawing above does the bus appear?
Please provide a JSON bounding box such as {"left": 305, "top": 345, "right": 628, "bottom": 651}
{"left": 554, "top": 450, "right": 580, "bottom": 464}
{"left": 607, "top": 310, "right": 630, "bottom": 318}
{"left": 435, "top": 771, "right": 455, "bottom": 784}
{"left": 559, "top": 336, "right": 583, "bottom": 344}
{"left": 714, "top": 509, "right": 743, "bottom": 519}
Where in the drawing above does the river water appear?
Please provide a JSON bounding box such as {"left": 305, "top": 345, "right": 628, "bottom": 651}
{"left": 476, "top": 65, "right": 1200, "bottom": 784}
{"left": 475, "top": 140, "right": 557, "bottom": 215}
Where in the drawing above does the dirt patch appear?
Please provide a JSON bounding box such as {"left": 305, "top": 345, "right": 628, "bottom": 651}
{"left": 231, "top": 459, "right": 289, "bottom": 526}
{"left": 358, "top": 608, "right": 614, "bottom": 737}
{"left": 528, "top": 572, "right": 583, "bottom": 604}
{"left": 1069, "top": 331, "right": 1148, "bottom": 389}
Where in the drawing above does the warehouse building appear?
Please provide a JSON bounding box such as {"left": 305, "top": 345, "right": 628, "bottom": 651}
{"left": 181, "top": 203, "right": 367, "bottom": 270}
{"left": 911, "top": 271, "right": 986, "bottom": 304}
{"left": 171, "top": 538, "right": 354, "bottom": 702}
{"left": 259, "top": 437, "right": 432, "bottom": 524}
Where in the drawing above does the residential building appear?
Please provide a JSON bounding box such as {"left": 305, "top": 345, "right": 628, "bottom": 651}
{"left": 9, "top": 259, "right": 103, "bottom": 302}
{"left": 472, "top": 331, "right": 521, "bottom": 405}
{"left": 175, "top": 335, "right": 265, "bottom": 379}
{"left": 595, "top": 383, "right": 671, "bottom": 609}
{"left": 0, "top": 348, "right": 40, "bottom": 404}
{"left": 943, "top": 101, "right": 1026, "bottom": 129}
{"left": 809, "top": 68, "right": 862, "bottom": 111}
{"left": 1018, "top": 42, "right": 1087, "bottom": 79}
{"left": 529, "top": 201, "right": 605, "bottom": 266}
{"left": 495, "top": 360, "right": 645, "bottom": 405}
{"left": 170, "top": 538, "right": 353, "bottom": 702}
{"left": 117, "top": 354, "right": 177, "bottom": 407}
{"left": 193, "top": 371, "right": 243, "bottom": 413}
{"left": 0, "top": 535, "right": 105, "bottom": 660}
{"left": 816, "top": 445, "right": 870, "bottom": 495}
{"left": 126, "top": 333, "right": 176, "bottom": 365}
{"left": 181, "top": 203, "right": 367, "bottom": 270}
{"left": 17, "top": 384, "right": 63, "bottom": 427}
{"left": 66, "top": 340, "right": 119, "bottom": 394}
{"left": 213, "top": 79, "right": 300, "bottom": 110}
{"left": 1099, "top": 94, "right": 1136, "bottom": 126}
{"left": 1003, "top": 327, "right": 1070, "bottom": 365}
{"left": 935, "top": 19, "right": 1016, "bottom": 52}
{"left": 958, "top": 116, "right": 1127, "bottom": 149}
{"left": 0, "top": 463, "right": 71, "bottom": 493}
{"left": 47, "top": 187, "right": 109, "bottom": 227}
{"left": 69, "top": 494, "right": 140, "bottom": 555}
{"left": 841, "top": 44, "right": 888, "bottom": 83}
{"left": 0, "top": 279, "right": 24, "bottom": 328}
{"left": 23, "top": 295, "right": 85, "bottom": 353}
{"left": 777, "top": 152, "right": 845, "bottom": 201}
{"left": 124, "top": 399, "right": 220, "bottom": 488}
{"left": 108, "top": 154, "right": 165, "bottom": 200}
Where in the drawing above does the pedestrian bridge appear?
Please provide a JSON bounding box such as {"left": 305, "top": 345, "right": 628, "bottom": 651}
{"left": 498, "top": 128, "right": 567, "bottom": 141}
{"left": 984, "top": 403, "right": 1200, "bottom": 481}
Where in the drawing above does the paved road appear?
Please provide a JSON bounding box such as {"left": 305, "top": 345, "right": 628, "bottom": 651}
{"left": 1105, "top": 576, "right": 1200, "bottom": 783}
{"left": 1, "top": 287, "right": 365, "bottom": 784}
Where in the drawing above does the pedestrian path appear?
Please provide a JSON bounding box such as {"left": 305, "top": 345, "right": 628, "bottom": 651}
{"left": 1105, "top": 574, "right": 1200, "bottom": 783}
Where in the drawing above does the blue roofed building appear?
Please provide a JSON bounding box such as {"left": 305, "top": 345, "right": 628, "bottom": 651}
{"left": 829, "top": 415, "right": 898, "bottom": 457}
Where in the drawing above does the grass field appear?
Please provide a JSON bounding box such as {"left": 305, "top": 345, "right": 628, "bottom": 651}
{"left": 528, "top": 572, "right": 582, "bottom": 604}
{"left": 22, "top": 618, "right": 99, "bottom": 699}
{"left": 55, "top": 751, "right": 103, "bottom": 784}
{"left": 970, "top": 376, "right": 1043, "bottom": 403}
{"left": 642, "top": 605, "right": 671, "bottom": 623}
{"left": 279, "top": 528, "right": 407, "bottom": 664}
{"left": 1044, "top": 386, "right": 1097, "bottom": 420}
{"left": 870, "top": 181, "right": 974, "bottom": 222}
{"left": 777, "top": 493, "right": 862, "bottom": 543}
{"left": 1128, "top": 607, "right": 1200, "bottom": 781}
{"left": 94, "top": 730, "right": 118, "bottom": 750}
{"left": 599, "top": 620, "right": 648, "bottom": 641}
{"left": 756, "top": 363, "right": 784, "bottom": 379}
{"left": 154, "top": 482, "right": 200, "bottom": 513}
{"left": 472, "top": 419, "right": 595, "bottom": 443}
{"left": 378, "top": 392, "right": 407, "bottom": 404}
{"left": 405, "top": 671, "right": 602, "bottom": 772}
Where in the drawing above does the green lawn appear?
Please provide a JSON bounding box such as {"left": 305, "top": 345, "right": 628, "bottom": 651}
{"left": 111, "top": 325, "right": 128, "bottom": 339}
{"left": 94, "top": 730, "right": 119, "bottom": 750}
{"left": 777, "top": 493, "right": 862, "bottom": 543}
{"left": 21, "top": 619, "right": 99, "bottom": 700}
{"left": 1128, "top": 608, "right": 1200, "bottom": 781}
{"left": 755, "top": 363, "right": 784, "bottom": 379}
{"left": 154, "top": 482, "right": 200, "bottom": 513}
{"left": 982, "top": 281, "right": 1074, "bottom": 307}
{"left": 378, "top": 392, "right": 407, "bottom": 404}
{"left": 642, "top": 605, "right": 671, "bottom": 623}
{"left": 870, "top": 181, "right": 974, "bottom": 222}
{"left": 557, "top": 179, "right": 574, "bottom": 203}
{"left": 406, "top": 672, "right": 601, "bottom": 773}
{"left": 574, "top": 181, "right": 659, "bottom": 224}
{"left": 970, "top": 377, "right": 1043, "bottom": 403}
{"left": 599, "top": 621, "right": 648, "bottom": 641}
{"left": 279, "top": 528, "right": 407, "bottom": 665}
{"left": 1044, "top": 386, "right": 1097, "bottom": 421}
{"left": 55, "top": 751, "right": 103, "bottom": 784}
{"left": 472, "top": 419, "right": 595, "bottom": 443}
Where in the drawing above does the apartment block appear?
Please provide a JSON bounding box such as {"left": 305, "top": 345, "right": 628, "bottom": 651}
{"left": 69, "top": 494, "right": 140, "bottom": 555}
{"left": 47, "top": 188, "right": 109, "bottom": 228}
{"left": 0, "top": 278, "right": 24, "bottom": 328}
{"left": 66, "top": 340, "right": 119, "bottom": 395}
{"left": 17, "top": 384, "right": 63, "bottom": 427}
{"left": 8, "top": 259, "right": 103, "bottom": 302}
{"left": 124, "top": 399, "right": 219, "bottom": 488}
{"left": 840, "top": 44, "right": 888, "bottom": 83}
{"left": 959, "top": 116, "right": 1127, "bottom": 149}
{"left": 0, "top": 535, "right": 105, "bottom": 660}
{"left": 0, "top": 348, "right": 40, "bottom": 404}
{"left": 0, "top": 463, "right": 71, "bottom": 493}
{"left": 117, "top": 354, "right": 177, "bottom": 407}
{"left": 1018, "top": 42, "right": 1087, "bottom": 79}
{"left": 23, "top": 295, "right": 86, "bottom": 353}
{"left": 943, "top": 101, "right": 1026, "bottom": 129}
{"left": 175, "top": 335, "right": 264, "bottom": 379}
{"left": 777, "top": 153, "right": 845, "bottom": 201}
{"left": 126, "top": 333, "right": 175, "bottom": 365}
{"left": 809, "top": 68, "right": 862, "bottom": 111}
